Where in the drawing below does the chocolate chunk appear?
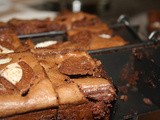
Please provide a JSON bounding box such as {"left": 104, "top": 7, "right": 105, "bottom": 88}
{"left": 59, "top": 56, "right": 94, "bottom": 75}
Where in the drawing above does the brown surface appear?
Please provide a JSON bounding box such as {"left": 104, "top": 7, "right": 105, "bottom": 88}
{"left": 5, "top": 108, "right": 57, "bottom": 120}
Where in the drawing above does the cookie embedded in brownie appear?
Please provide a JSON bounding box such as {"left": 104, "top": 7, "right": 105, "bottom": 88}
{"left": 0, "top": 52, "right": 58, "bottom": 118}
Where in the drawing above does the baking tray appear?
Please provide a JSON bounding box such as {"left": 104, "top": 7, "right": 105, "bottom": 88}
{"left": 90, "top": 44, "right": 160, "bottom": 120}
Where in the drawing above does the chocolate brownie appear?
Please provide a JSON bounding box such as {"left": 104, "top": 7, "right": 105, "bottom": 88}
{"left": 7, "top": 18, "right": 66, "bottom": 35}
{"left": 0, "top": 49, "right": 116, "bottom": 120}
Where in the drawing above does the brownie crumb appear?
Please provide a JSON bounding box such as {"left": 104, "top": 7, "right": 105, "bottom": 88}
{"left": 143, "top": 98, "right": 152, "bottom": 105}
{"left": 120, "top": 95, "right": 128, "bottom": 102}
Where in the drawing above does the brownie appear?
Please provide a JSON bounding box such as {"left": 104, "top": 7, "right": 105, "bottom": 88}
{"left": 31, "top": 49, "right": 116, "bottom": 119}
{"left": 7, "top": 18, "right": 66, "bottom": 35}
{"left": 0, "top": 52, "right": 58, "bottom": 118}
{"left": 0, "top": 50, "right": 116, "bottom": 120}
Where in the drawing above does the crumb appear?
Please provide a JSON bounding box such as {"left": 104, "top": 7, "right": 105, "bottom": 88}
{"left": 143, "top": 98, "right": 152, "bottom": 105}
{"left": 120, "top": 95, "right": 128, "bottom": 102}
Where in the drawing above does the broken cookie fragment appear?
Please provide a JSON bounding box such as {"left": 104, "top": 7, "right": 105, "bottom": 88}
{"left": 0, "top": 52, "right": 46, "bottom": 96}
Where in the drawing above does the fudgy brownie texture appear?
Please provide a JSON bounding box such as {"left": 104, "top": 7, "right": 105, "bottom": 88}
{"left": 4, "top": 108, "right": 57, "bottom": 120}
{"left": 57, "top": 102, "right": 110, "bottom": 120}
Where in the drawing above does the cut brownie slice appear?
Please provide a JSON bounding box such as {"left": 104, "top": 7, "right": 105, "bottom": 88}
{"left": 32, "top": 49, "right": 116, "bottom": 120}
{"left": 0, "top": 52, "right": 58, "bottom": 118}
{"left": 7, "top": 18, "right": 66, "bottom": 35}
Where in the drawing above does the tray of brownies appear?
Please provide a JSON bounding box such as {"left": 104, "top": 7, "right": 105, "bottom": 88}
{"left": 0, "top": 11, "right": 160, "bottom": 120}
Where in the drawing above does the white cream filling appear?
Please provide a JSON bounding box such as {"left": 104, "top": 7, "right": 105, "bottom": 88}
{"left": 99, "top": 34, "right": 111, "bottom": 39}
{"left": 0, "top": 58, "right": 12, "bottom": 65}
{"left": 0, "top": 45, "right": 14, "bottom": 54}
{"left": 35, "top": 41, "right": 57, "bottom": 48}
{"left": 0, "top": 63, "right": 23, "bottom": 85}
